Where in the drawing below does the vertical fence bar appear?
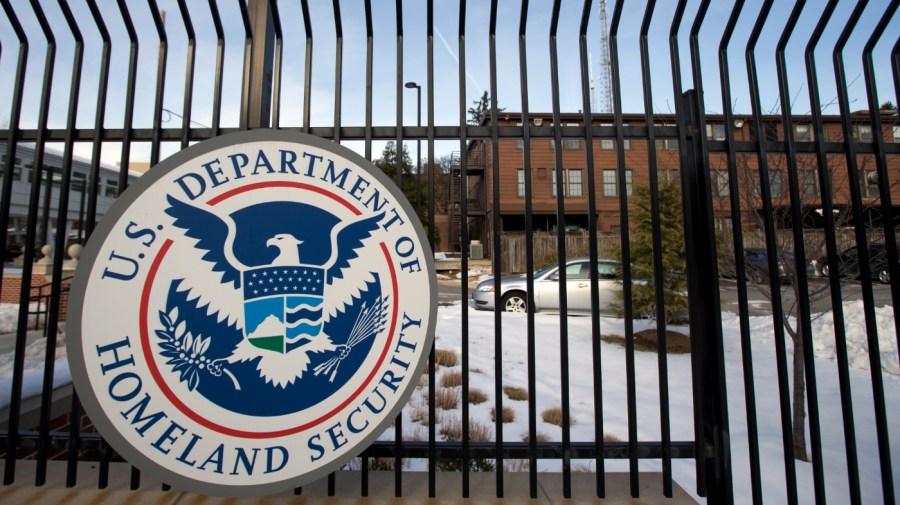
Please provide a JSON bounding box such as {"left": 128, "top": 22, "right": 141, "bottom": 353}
{"left": 717, "top": 1, "right": 763, "bottom": 502}
{"left": 773, "top": 3, "right": 827, "bottom": 503}
{"left": 457, "top": 0, "right": 470, "bottom": 496}
{"left": 745, "top": 3, "right": 800, "bottom": 503}
{"left": 487, "top": 0, "right": 503, "bottom": 497}
{"left": 300, "top": 0, "right": 312, "bottom": 133}
{"left": 862, "top": 0, "right": 899, "bottom": 349}
{"left": 36, "top": 0, "right": 84, "bottom": 485}
{"left": 548, "top": 1, "right": 570, "bottom": 498}
{"left": 364, "top": 0, "right": 373, "bottom": 161}
{"left": 636, "top": 0, "right": 673, "bottom": 496}
{"left": 149, "top": 1, "right": 167, "bottom": 165}
{"left": 270, "top": 0, "right": 282, "bottom": 129}
{"left": 833, "top": 2, "right": 895, "bottom": 503}
{"left": 115, "top": 0, "right": 137, "bottom": 194}
{"left": 332, "top": 0, "right": 342, "bottom": 143}
{"left": 608, "top": 1, "right": 638, "bottom": 496}
{"left": 687, "top": 4, "right": 733, "bottom": 502}
{"left": 516, "top": 0, "right": 538, "bottom": 498}
{"left": 426, "top": 1, "right": 437, "bottom": 497}
{"left": 177, "top": 0, "right": 196, "bottom": 149}
{"left": 804, "top": 2, "right": 861, "bottom": 503}
{"left": 4, "top": 0, "right": 54, "bottom": 484}
{"left": 681, "top": 89, "right": 734, "bottom": 505}
{"left": 577, "top": 0, "right": 604, "bottom": 497}
{"left": 77, "top": 2, "right": 112, "bottom": 486}
{"left": 237, "top": 0, "right": 253, "bottom": 131}
{"left": 208, "top": 0, "right": 224, "bottom": 136}
{"left": 361, "top": 2, "right": 374, "bottom": 490}
{"left": 0, "top": 13, "right": 28, "bottom": 481}
{"left": 394, "top": 1, "right": 404, "bottom": 496}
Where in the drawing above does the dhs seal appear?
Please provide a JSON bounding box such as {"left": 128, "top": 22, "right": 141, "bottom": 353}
{"left": 68, "top": 131, "right": 436, "bottom": 496}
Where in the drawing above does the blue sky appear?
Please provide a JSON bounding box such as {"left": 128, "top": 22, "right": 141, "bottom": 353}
{"left": 0, "top": 0, "right": 896, "bottom": 165}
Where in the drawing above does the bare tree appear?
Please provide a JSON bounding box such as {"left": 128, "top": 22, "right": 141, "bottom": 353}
{"left": 713, "top": 116, "right": 898, "bottom": 461}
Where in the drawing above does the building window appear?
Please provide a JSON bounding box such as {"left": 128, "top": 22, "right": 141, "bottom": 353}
{"left": 713, "top": 171, "right": 729, "bottom": 197}
{"left": 72, "top": 171, "right": 87, "bottom": 192}
{"left": 602, "top": 169, "right": 632, "bottom": 197}
{"left": 794, "top": 124, "right": 814, "bottom": 141}
{"left": 801, "top": 169, "right": 819, "bottom": 198}
{"left": 568, "top": 169, "right": 582, "bottom": 197}
{"left": 753, "top": 170, "right": 783, "bottom": 198}
{"left": 600, "top": 123, "right": 631, "bottom": 150}
{"left": 655, "top": 138, "right": 678, "bottom": 150}
{"left": 854, "top": 124, "right": 873, "bottom": 142}
{"left": 515, "top": 122, "right": 524, "bottom": 149}
{"left": 706, "top": 123, "right": 726, "bottom": 141}
{"left": 551, "top": 169, "right": 584, "bottom": 198}
{"left": 517, "top": 169, "right": 525, "bottom": 197}
{"left": 104, "top": 179, "right": 118, "bottom": 198}
{"left": 893, "top": 126, "right": 899, "bottom": 143}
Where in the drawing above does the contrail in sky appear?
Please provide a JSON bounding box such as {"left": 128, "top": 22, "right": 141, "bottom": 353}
{"left": 434, "top": 27, "right": 484, "bottom": 94}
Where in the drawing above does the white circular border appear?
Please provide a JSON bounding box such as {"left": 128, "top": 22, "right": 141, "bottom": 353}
{"left": 67, "top": 130, "right": 437, "bottom": 496}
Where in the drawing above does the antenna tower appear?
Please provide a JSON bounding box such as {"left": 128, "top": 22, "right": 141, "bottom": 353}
{"left": 598, "top": 0, "right": 613, "bottom": 113}
{"left": 589, "top": 52, "right": 597, "bottom": 113}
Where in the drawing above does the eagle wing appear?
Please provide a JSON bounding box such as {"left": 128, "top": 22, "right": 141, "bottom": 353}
{"left": 165, "top": 195, "right": 246, "bottom": 328}
{"left": 321, "top": 212, "right": 385, "bottom": 319}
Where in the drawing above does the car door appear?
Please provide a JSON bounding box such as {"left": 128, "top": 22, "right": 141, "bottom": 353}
{"left": 535, "top": 262, "right": 588, "bottom": 312}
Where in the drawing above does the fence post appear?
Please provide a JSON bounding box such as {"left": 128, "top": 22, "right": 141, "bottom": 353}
{"left": 243, "top": 0, "right": 275, "bottom": 128}
{"left": 680, "top": 89, "right": 733, "bottom": 503}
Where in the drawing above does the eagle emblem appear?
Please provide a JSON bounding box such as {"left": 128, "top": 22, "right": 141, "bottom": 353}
{"left": 155, "top": 195, "right": 389, "bottom": 414}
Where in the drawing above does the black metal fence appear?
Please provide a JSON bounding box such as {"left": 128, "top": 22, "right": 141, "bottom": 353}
{"left": 0, "top": 1, "right": 898, "bottom": 503}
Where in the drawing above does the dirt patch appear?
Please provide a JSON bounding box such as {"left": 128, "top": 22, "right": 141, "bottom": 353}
{"left": 601, "top": 329, "right": 691, "bottom": 354}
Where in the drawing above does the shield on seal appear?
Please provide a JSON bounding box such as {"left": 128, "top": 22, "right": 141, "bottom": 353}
{"left": 241, "top": 264, "right": 326, "bottom": 354}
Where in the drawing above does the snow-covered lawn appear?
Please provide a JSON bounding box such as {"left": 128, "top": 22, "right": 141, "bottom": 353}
{"left": 0, "top": 299, "right": 896, "bottom": 503}
{"left": 391, "top": 300, "right": 898, "bottom": 504}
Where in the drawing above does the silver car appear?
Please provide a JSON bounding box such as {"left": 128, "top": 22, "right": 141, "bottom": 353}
{"left": 471, "top": 257, "right": 622, "bottom": 314}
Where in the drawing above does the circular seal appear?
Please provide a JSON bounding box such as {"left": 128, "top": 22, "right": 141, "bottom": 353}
{"left": 68, "top": 131, "right": 436, "bottom": 496}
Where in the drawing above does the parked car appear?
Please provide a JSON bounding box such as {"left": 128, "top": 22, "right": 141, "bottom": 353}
{"left": 472, "top": 257, "right": 622, "bottom": 314}
{"left": 815, "top": 244, "right": 895, "bottom": 284}
{"left": 743, "top": 248, "right": 815, "bottom": 284}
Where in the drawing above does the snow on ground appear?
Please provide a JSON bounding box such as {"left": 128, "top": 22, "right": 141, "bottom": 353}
{"left": 0, "top": 298, "right": 896, "bottom": 503}
{"left": 389, "top": 300, "right": 899, "bottom": 504}
{"left": 0, "top": 303, "right": 39, "bottom": 334}
{"left": 0, "top": 325, "right": 70, "bottom": 410}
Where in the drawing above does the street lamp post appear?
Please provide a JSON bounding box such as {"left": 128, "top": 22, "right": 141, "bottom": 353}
{"left": 404, "top": 82, "right": 422, "bottom": 217}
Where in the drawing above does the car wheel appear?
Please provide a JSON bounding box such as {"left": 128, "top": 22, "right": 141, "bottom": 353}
{"left": 877, "top": 269, "right": 890, "bottom": 284}
{"left": 821, "top": 264, "right": 830, "bottom": 277}
{"left": 750, "top": 269, "right": 766, "bottom": 284}
{"left": 501, "top": 292, "right": 528, "bottom": 313}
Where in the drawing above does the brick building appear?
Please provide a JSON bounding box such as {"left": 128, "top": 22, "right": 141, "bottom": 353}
{"left": 453, "top": 111, "right": 900, "bottom": 259}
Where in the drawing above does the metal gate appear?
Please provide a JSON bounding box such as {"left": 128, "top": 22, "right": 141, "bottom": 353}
{"left": 0, "top": 1, "right": 898, "bottom": 503}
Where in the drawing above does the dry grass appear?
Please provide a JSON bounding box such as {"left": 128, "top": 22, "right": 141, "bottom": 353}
{"left": 604, "top": 433, "right": 623, "bottom": 443}
{"left": 417, "top": 372, "right": 428, "bottom": 389}
{"left": 541, "top": 407, "right": 574, "bottom": 427}
{"left": 434, "top": 349, "right": 459, "bottom": 367}
{"left": 601, "top": 330, "right": 691, "bottom": 354}
{"left": 440, "top": 370, "right": 463, "bottom": 388}
{"left": 470, "top": 367, "right": 485, "bottom": 374}
{"left": 491, "top": 406, "right": 516, "bottom": 423}
{"left": 434, "top": 387, "right": 459, "bottom": 410}
{"left": 405, "top": 425, "right": 426, "bottom": 442}
{"left": 410, "top": 405, "right": 429, "bottom": 425}
{"left": 440, "top": 414, "right": 493, "bottom": 442}
{"left": 522, "top": 432, "right": 550, "bottom": 443}
{"left": 468, "top": 388, "right": 488, "bottom": 405}
{"left": 503, "top": 386, "right": 529, "bottom": 401}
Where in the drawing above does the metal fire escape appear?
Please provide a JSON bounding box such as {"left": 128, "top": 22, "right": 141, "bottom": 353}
{"left": 447, "top": 145, "right": 486, "bottom": 253}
